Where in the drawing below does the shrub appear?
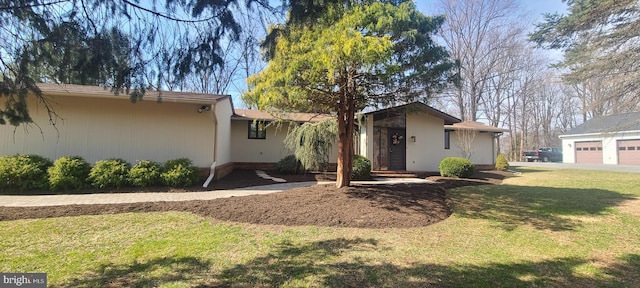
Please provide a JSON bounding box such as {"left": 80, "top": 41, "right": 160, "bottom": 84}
{"left": 128, "top": 160, "right": 162, "bottom": 187}
{"left": 274, "top": 155, "right": 302, "bottom": 174}
{"left": 495, "top": 154, "right": 509, "bottom": 171}
{"left": 351, "top": 155, "right": 371, "bottom": 180}
{"left": 439, "top": 157, "right": 475, "bottom": 178}
{"left": 89, "top": 158, "right": 131, "bottom": 188}
{"left": 48, "top": 156, "right": 91, "bottom": 191}
{"left": 161, "top": 158, "right": 199, "bottom": 187}
{"left": 0, "top": 154, "right": 53, "bottom": 191}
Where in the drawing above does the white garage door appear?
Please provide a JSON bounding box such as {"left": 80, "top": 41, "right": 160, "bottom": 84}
{"left": 575, "top": 141, "right": 603, "bottom": 164}
{"left": 618, "top": 139, "right": 640, "bottom": 165}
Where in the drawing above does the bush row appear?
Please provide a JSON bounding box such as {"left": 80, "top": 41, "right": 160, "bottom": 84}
{"left": 0, "top": 155, "right": 199, "bottom": 192}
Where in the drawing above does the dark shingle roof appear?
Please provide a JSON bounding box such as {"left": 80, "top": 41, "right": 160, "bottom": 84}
{"left": 563, "top": 112, "right": 640, "bottom": 135}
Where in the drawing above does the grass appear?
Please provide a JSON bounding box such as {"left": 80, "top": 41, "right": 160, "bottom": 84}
{"left": 2, "top": 168, "right": 640, "bottom": 287}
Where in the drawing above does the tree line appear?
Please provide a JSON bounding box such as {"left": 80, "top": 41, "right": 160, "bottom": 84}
{"left": 432, "top": 0, "right": 639, "bottom": 161}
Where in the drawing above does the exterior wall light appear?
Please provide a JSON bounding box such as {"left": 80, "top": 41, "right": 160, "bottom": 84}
{"left": 198, "top": 105, "right": 211, "bottom": 113}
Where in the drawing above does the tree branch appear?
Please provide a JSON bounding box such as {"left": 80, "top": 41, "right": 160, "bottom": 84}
{"left": 0, "top": 0, "right": 69, "bottom": 11}
{"left": 120, "top": 0, "right": 219, "bottom": 23}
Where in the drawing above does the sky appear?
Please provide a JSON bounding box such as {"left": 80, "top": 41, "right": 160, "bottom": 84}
{"left": 415, "top": 0, "right": 569, "bottom": 22}
{"left": 230, "top": 0, "right": 570, "bottom": 106}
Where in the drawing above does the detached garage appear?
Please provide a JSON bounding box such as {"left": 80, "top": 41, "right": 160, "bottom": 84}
{"left": 560, "top": 112, "right": 640, "bottom": 165}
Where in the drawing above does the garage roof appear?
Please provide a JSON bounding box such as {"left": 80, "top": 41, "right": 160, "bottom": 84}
{"left": 562, "top": 112, "right": 640, "bottom": 136}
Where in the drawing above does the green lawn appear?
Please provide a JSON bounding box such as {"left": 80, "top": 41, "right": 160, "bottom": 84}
{"left": 2, "top": 168, "right": 640, "bottom": 287}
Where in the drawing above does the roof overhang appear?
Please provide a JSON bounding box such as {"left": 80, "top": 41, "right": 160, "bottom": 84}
{"left": 559, "top": 129, "right": 640, "bottom": 139}
{"left": 232, "top": 109, "right": 334, "bottom": 123}
{"left": 37, "top": 83, "right": 229, "bottom": 105}
{"left": 444, "top": 121, "right": 509, "bottom": 133}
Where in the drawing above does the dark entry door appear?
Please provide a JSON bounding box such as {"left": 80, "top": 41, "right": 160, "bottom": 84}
{"left": 388, "top": 128, "right": 406, "bottom": 170}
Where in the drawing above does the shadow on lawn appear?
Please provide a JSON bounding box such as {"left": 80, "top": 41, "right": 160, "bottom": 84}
{"left": 57, "top": 256, "right": 212, "bottom": 288}
{"left": 450, "top": 185, "right": 634, "bottom": 231}
{"left": 209, "top": 239, "right": 640, "bottom": 287}
{"left": 56, "top": 239, "right": 640, "bottom": 287}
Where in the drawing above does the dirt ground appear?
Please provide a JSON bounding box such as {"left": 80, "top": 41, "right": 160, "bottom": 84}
{"left": 0, "top": 170, "right": 511, "bottom": 228}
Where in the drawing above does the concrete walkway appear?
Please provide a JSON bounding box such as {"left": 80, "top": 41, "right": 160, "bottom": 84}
{"left": 0, "top": 177, "right": 432, "bottom": 207}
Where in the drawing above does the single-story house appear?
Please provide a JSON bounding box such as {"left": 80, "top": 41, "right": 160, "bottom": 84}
{"left": 0, "top": 83, "right": 236, "bottom": 177}
{"left": 358, "top": 102, "right": 508, "bottom": 171}
{"left": 1, "top": 84, "right": 507, "bottom": 182}
{"left": 559, "top": 112, "right": 640, "bottom": 165}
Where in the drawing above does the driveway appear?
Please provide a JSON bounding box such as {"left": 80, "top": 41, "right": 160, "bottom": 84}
{"left": 510, "top": 161, "right": 640, "bottom": 173}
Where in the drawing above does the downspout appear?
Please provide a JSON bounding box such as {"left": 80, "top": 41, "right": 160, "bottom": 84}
{"left": 203, "top": 103, "right": 217, "bottom": 188}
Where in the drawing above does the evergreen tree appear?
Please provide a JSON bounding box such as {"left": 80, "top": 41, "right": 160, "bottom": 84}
{"left": 284, "top": 119, "right": 337, "bottom": 172}
{"left": 244, "top": 0, "right": 454, "bottom": 187}
{"left": 530, "top": 0, "right": 640, "bottom": 113}
{"left": 0, "top": 0, "right": 252, "bottom": 126}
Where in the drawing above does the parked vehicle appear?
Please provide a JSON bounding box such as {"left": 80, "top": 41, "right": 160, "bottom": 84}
{"left": 522, "top": 147, "right": 563, "bottom": 162}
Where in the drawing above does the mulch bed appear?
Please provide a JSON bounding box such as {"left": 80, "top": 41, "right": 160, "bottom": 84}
{"left": 0, "top": 169, "right": 512, "bottom": 228}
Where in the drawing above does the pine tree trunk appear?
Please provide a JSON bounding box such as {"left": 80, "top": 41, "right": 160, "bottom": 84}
{"left": 336, "top": 105, "right": 349, "bottom": 188}
{"left": 336, "top": 72, "right": 356, "bottom": 188}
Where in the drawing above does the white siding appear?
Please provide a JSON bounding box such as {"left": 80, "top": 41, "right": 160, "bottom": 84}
{"left": 561, "top": 138, "right": 576, "bottom": 163}
{"left": 447, "top": 132, "right": 496, "bottom": 165}
{"left": 230, "top": 120, "right": 291, "bottom": 163}
{"left": 406, "top": 112, "right": 446, "bottom": 171}
{"left": 359, "top": 123, "right": 368, "bottom": 158}
{"left": 0, "top": 95, "right": 216, "bottom": 168}
{"left": 362, "top": 115, "right": 375, "bottom": 161}
{"left": 230, "top": 120, "right": 339, "bottom": 164}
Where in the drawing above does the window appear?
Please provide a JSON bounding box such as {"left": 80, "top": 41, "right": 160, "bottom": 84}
{"left": 576, "top": 147, "right": 582, "bottom": 151}
{"left": 444, "top": 130, "right": 450, "bottom": 149}
{"left": 248, "top": 121, "right": 267, "bottom": 139}
{"left": 619, "top": 147, "right": 627, "bottom": 151}
{"left": 629, "top": 146, "right": 636, "bottom": 151}
{"left": 590, "top": 147, "right": 596, "bottom": 151}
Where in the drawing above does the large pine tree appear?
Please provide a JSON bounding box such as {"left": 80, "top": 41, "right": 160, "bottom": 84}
{"left": 0, "top": 0, "right": 247, "bottom": 126}
{"left": 244, "top": 0, "right": 454, "bottom": 187}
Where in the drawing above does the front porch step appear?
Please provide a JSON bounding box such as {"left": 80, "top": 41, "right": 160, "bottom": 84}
{"left": 371, "top": 171, "right": 420, "bottom": 178}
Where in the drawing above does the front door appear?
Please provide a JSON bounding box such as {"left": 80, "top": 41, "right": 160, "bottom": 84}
{"left": 388, "top": 128, "right": 406, "bottom": 170}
